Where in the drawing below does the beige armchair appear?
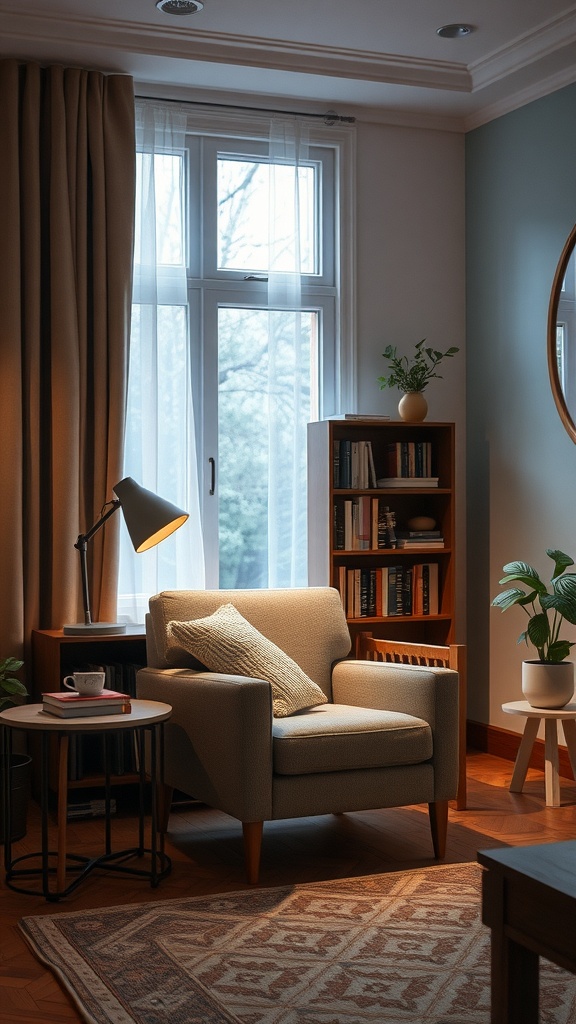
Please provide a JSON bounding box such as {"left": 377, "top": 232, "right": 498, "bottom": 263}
{"left": 136, "top": 587, "right": 459, "bottom": 883}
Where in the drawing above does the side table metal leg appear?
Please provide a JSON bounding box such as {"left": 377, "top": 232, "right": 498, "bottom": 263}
{"left": 137, "top": 728, "right": 146, "bottom": 855}
{"left": 544, "top": 719, "right": 560, "bottom": 806}
{"left": 56, "top": 734, "right": 70, "bottom": 893}
{"left": 40, "top": 732, "right": 51, "bottom": 896}
{"left": 510, "top": 717, "right": 540, "bottom": 793}
{"left": 104, "top": 733, "right": 112, "bottom": 854}
{"left": 2, "top": 725, "right": 12, "bottom": 873}
{"left": 149, "top": 725, "right": 158, "bottom": 886}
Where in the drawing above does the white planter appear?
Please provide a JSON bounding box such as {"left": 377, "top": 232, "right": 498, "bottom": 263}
{"left": 521, "top": 660, "right": 575, "bottom": 709}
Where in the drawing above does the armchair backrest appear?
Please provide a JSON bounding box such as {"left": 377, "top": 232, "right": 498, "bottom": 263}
{"left": 147, "top": 587, "right": 352, "bottom": 697}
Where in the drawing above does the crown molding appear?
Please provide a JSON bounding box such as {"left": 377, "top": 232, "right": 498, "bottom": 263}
{"left": 470, "top": 8, "right": 576, "bottom": 91}
{"left": 464, "top": 64, "right": 576, "bottom": 133}
{"left": 0, "top": 7, "right": 471, "bottom": 91}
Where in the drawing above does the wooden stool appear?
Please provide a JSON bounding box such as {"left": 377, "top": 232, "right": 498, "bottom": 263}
{"left": 502, "top": 699, "right": 576, "bottom": 806}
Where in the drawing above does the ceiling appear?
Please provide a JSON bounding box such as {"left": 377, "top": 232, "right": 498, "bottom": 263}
{"left": 2, "top": 1, "right": 576, "bottom": 131}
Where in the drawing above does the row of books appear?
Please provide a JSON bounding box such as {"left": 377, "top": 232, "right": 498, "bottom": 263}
{"left": 334, "top": 498, "right": 397, "bottom": 550}
{"left": 333, "top": 439, "right": 377, "bottom": 489}
{"left": 383, "top": 441, "right": 434, "bottom": 478}
{"left": 337, "top": 563, "right": 439, "bottom": 618}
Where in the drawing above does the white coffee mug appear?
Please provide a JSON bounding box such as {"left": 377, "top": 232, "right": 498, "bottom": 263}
{"left": 63, "top": 671, "right": 106, "bottom": 695}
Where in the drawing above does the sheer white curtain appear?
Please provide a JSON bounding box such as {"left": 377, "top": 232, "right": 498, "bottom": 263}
{"left": 267, "top": 118, "right": 312, "bottom": 587}
{"left": 118, "top": 101, "right": 205, "bottom": 623}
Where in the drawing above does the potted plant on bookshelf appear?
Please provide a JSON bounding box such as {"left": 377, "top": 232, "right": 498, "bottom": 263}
{"left": 0, "top": 657, "right": 31, "bottom": 841}
{"left": 491, "top": 549, "right": 576, "bottom": 709}
{"left": 377, "top": 339, "right": 459, "bottom": 422}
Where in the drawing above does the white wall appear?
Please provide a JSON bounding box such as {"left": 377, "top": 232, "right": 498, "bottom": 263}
{"left": 354, "top": 119, "right": 467, "bottom": 640}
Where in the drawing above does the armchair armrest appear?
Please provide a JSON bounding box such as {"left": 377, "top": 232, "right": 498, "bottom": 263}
{"left": 137, "top": 667, "right": 274, "bottom": 821}
{"left": 331, "top": 659, "right": 459, "bottom": 801}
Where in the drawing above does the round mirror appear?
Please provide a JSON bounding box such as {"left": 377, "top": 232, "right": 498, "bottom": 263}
{"left": 548, "top": 224, "right": 576, "bottom": 443}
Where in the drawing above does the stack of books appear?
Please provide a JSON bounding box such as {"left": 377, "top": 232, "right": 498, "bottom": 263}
{"left": 395, "top": 529, "right": 445, "bottom": 549}
{"left": 41, "top": 689, "right": 132, "bottom": 718}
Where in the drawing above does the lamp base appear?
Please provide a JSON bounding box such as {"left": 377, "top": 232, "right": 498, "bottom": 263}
{"left": 62, "top": 622, "right": 128, "bottom": 636}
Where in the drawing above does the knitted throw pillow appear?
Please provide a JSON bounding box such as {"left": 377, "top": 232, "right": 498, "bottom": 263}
{"left": 166, "top": 603, "right": 328, "bottom": 718}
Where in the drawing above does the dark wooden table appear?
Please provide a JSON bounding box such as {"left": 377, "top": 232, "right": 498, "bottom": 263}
{"left": 478, "top": 841, "right": 576, "bottom": 1024}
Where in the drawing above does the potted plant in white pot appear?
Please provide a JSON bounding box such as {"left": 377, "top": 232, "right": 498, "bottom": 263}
{"left": 491, "top": 549, "right": 576, "bottom": 708}
{"left": 377, "top": 338, "right": 459, "bottom": 422}
{"left": 0, "top": 657, "right": 31, "bottom": 841}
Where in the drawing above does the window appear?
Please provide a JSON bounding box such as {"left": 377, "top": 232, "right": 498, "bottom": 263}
{"left": 119, "top": 104, "right": 354, "bottom": 619}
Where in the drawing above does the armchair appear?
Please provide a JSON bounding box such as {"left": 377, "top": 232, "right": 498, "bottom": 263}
{"left": 136, "top": 587, "right": 459, "bottom": 883}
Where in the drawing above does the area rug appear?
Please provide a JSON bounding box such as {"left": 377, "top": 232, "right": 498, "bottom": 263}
{"left": 20, "top": 861, "right": 576, "bottom": 1024}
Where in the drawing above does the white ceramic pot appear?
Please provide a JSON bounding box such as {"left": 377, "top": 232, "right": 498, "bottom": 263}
{"left": 398, "top": 391, "right": 428, "bottom": 422}
{"left": 521, "top": 660, "right": 575, "bottom": 709}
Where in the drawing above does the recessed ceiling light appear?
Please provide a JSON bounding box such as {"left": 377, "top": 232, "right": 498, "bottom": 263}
{"left": 156, "top": 0, "right": 204, "bottom": 14}
{"left": 436, "top": 24, "right": 474, "bottom": 39}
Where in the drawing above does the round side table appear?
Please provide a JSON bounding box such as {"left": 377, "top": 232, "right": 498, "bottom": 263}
{"left": 0, "top": 699, "right": 172, "bottom": 900}
{"left": 502, "top": 699, "right": 576, "bottom": 807}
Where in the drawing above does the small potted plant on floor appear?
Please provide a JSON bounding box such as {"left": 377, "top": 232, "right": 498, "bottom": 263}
{"left": 491, "top": 549, "right": 576, "bottom": 708}
{"left": 377, "top": 338, "right": 459, "bottom": 421}
{"left": 0, "top": 657, "right": 31, "bottom": 841}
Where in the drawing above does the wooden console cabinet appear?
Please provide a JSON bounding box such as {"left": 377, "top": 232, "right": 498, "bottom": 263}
{"left": 31, "top": 627, "right": 147, "bottom": 794}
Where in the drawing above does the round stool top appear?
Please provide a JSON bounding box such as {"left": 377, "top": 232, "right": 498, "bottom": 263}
{"left": 502, "top": 699, "right": 576, "bottom": 720}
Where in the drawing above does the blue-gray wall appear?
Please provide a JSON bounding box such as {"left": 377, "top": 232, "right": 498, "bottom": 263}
{"left": 466, "top": 83, "right": 576, "bottom": 729}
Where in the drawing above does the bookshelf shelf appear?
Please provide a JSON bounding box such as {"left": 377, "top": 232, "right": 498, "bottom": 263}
{"left": 307, "top": 419, "right": 456, "bottom": 646}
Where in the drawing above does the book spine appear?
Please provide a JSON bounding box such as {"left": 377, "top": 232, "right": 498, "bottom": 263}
{"left": 367, "top": 441, "right": 377, "bottom": 488}
{"left": 340, "top": 440, "right": 351, "bottom": 488}
{"left": 422, "top": 563, "right": 430, "bottom": 615}
{"left": 381, "top": 567, "right": 389, "bottom": 616}
{"left": 334, "top": 503, "right": 345, "bottom": 550}
{"left": 402, "top": 567, "right": 412, "bottom": 615}
{"left": 360, "top": 568, "right": 369, "bottom": 617}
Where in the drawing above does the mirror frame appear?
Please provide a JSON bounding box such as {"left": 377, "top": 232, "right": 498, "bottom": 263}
{"left": 548, "top": 222, "right": 576, "bottom": 443}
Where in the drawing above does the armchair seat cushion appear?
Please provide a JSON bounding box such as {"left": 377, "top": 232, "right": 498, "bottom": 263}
{"left": 272, "top": 703, "right": 432, "bottom": 775}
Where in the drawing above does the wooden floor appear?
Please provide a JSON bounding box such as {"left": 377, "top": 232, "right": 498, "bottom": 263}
{"left": 2, "top": 749, "right": 576, "bottom": 1022}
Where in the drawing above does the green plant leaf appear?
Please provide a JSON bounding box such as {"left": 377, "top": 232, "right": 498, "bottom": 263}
{"left": 547, "top": 639, "right": 575, "bottom": 662}
{"left": 0, "top": 657, "right": 23, "bottom": 675}
{"left": 499, "top": 562, "right": 547, "bottom": 595}
{"left": 1, "top": 678, "right": 28, "bottom": 696}
{"left": 527, "top": 612, "right": 551, "bottom": 648}
{"left": 549, "top": 574, "right": 576, "bottom": 623}
{"left": 492, "top": 587, "right": 535, "bottom": 610}
{"left": 547, "top": 549, "right": 575, "bottom": 579}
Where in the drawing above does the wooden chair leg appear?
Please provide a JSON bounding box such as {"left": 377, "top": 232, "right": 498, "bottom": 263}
{"left": 157, "top": 783, "right": 173, "bottom": 833}
{"left": 428, "top": 800, "right": 448, "bottom": 859}
{"left": 242, "top": 820, "right": 263, "bottom": 884}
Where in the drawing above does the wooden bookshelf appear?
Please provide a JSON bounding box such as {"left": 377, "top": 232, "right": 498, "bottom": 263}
{"left": 31, "top": 628, "right": 147, "bottom": 795}
{"left": 307, "top": 419, "right": 456, "bottom": 647}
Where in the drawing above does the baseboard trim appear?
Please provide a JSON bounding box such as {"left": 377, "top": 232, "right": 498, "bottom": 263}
{"left": 467, "top": 719, "right": 574, "bottom": 781}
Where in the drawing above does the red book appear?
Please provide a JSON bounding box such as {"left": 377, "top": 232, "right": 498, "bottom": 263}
{"left": 42, "top": 689, "right": 130, "bottom": 705}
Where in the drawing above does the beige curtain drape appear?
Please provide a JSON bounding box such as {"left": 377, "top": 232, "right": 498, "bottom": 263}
{"left": 0, "top": 60, "right": 136, "bottom": 662}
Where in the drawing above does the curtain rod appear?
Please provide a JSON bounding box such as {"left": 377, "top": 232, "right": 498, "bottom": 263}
{"left": 137, "top": 94, "right": 355, "bottom": 124}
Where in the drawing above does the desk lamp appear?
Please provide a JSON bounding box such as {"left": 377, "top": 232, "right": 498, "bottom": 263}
{"left": 63, "top": 476, "right": 188, "bottom": 635}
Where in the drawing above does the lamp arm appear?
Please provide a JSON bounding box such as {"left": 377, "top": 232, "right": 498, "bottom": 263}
{"left": 73, "top": 499, "right": 121, "bottom": 626}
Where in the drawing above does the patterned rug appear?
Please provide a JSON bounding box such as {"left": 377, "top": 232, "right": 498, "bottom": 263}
{"left": 20, "top": 861, "right": 576, "bottom": 1024}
